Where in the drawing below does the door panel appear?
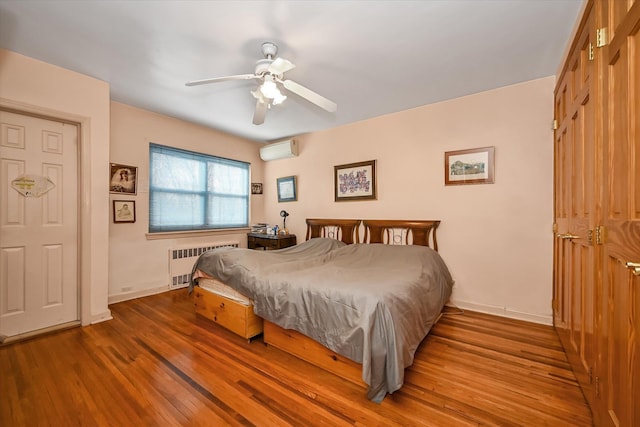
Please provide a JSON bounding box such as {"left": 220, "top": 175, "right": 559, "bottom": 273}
{"left": 1, "top": 159, "right": 25, "bottom": 225}
{"left": 42, "top": 244, "right": 63, "bottom": 307}
{"left": 0, "top": 111, "right": 78, "bottom": 337}
{"left": 554, "top": 90, "right": 570, "bottom": 330}
{"left": 556, "top": 1, "right": 639, "bottom": 424}
{"left": 553, "top": 5, "right": 597, "bottom": 408}
{"left": 599, "top": 2, "right": 640, "bottom": 425}
{"left": 0, "top": 247, "right": 25, "bottom": 315}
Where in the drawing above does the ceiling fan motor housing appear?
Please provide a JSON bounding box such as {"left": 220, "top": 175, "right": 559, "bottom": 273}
{"left": 261, "top": 42, "right": 278, "bottom": 59}
{"left": 255, "top": 58, "right": 273, "bottom": 75}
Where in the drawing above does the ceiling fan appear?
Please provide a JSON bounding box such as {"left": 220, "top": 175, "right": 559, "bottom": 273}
{"left": 186, "top": 42, "right": 338, "bottom": 125}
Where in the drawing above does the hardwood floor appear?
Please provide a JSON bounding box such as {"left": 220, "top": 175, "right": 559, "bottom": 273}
{"left": 0, "top": 290, "right": 593, "bottom": 426}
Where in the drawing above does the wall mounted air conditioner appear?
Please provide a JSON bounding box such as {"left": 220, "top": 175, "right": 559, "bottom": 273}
{"left": 259, "top": 139, "right": 298, "bottom": 161}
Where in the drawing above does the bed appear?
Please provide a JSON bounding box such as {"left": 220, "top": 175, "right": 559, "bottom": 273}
{"left": 189, "top": 218, "right": 453, "bottom": 402}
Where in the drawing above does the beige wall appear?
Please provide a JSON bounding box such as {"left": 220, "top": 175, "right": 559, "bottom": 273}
{"left": 1, "top": 46, "right": 554, "bottom": 325}
{"left": 0, "top": 48, "right": 112, "bottom": 324}
{"left": 108, "top": 102, "right": 263, "bottom": 301}
{"left": 261, "top": 77, "right": 555, "bottom": 324}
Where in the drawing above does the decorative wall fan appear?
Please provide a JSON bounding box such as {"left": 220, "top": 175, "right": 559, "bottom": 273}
{"left": 186, "top": 42, "right": 337, "bottom": 125}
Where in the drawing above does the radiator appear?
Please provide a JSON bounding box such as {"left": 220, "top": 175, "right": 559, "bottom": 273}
{"left": 168, "top": 242, "right": 239, "bottom": 289}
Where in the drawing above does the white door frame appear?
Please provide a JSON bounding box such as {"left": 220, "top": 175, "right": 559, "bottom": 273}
{"left": 0, "top": 99, "right": 94, "bottom": 329}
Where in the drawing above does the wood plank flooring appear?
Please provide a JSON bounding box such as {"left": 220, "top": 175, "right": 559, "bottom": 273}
{"left": 0, "top": 290, "right": 593, "bottom": 426}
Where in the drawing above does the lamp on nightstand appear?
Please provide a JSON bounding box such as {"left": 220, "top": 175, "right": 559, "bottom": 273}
{"left": 280, "top": 210, "right": 289, "bottom": 234}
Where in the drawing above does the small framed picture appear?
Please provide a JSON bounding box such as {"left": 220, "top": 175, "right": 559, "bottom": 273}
{"left": 110, "top": 163, "right": 138, "bottom": 194}
{"left": 334, "top": 160, "right": 377, "bottom": 201}
{"left": 113, "top": 200, "right": 136, "bottom": 223}
{"left": 251, "top": 182, "right": 263, "bottom": 194}
{"left": 277, "top": 176, "right": 297, "bottom": 202}
{"left": 444, "top": 146, "right": 495, "bottom": 185}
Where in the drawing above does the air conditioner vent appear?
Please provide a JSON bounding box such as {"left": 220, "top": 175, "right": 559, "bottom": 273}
{"left": 259, "top": 139, "right": 298, "bottom": 161}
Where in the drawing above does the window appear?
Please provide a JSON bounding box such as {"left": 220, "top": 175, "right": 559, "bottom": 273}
{"left": 149, "top": 143, "right": 249, "bottom": 232}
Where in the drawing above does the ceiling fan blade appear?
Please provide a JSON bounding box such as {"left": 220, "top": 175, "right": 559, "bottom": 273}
{"left": 253, "top": 100, "right": 268, "bottom": 125}
{"left": 268, "top": 58, "right": 296, "bottom": 75}
{"left": 185, "top": 74, "right": 258, "bottom": 87}
{"left": 281, "top": 79, "right": 337, "bottom": 112}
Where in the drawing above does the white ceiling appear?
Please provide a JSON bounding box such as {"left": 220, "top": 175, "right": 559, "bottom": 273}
{"left": 0, "top": 0, "right": 583, "bottom": 143}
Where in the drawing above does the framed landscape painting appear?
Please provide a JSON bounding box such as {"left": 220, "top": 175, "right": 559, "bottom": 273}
{"left": 444, "top": 146, "right": 495, "bottom": 185}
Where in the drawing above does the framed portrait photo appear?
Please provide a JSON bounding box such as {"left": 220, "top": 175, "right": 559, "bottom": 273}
{"left": 444, "top": 146, "right": 495, "bottom": 185}
{"left": 109, "top": 163, "right": 138, "bottom": 194}
{"left": 113, "top": 200, "right": 136, "bottom": 223}
{"left": 276, "top": 176, "right": 297, "bottom": 202}
{"left": 334, "top": 160, "right": 377, "bottom": 201}
{"left": 251, "top": 182, "right": 263, "bottom": 194}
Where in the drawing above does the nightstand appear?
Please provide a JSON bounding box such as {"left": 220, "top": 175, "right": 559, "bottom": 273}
{"left": 247, "top": 233, "right": 297, "bottom": 250}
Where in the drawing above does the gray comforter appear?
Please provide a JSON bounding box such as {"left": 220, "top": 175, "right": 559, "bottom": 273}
{"left": 190, "top": 238, "right": 453, "bottom": 402}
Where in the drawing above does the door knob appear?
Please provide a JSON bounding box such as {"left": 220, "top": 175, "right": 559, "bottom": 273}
{"left": 556, "top": 232, "right": 581, "bottom": 240}
{"left": 625, "top": 262, "right": 640, "bottom": 276}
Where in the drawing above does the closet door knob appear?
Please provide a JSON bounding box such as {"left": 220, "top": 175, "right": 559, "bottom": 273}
{"left": 625, "top": 262, "right": 640, "bottom": 276}
{"left": 557, "top": 232, "right": 581, "bottom": 240}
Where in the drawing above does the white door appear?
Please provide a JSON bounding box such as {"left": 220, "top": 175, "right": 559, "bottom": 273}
{"left": 0, "top": 111, "right": 78, "bottom": 337}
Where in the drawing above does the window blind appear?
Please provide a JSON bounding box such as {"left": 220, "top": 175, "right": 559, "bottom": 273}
{"left": 149, "top": 143, "right": 249, "bottom": 232}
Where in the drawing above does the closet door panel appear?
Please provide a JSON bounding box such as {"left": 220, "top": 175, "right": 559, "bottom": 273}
{"left": 554, "top": 77, "right": 570, "bottom": 331}
{"left": 599, "top": 3, "right": 640, "bottom": 425}
{"left": 553, "top": 5, "right": 597, "bottom": 409}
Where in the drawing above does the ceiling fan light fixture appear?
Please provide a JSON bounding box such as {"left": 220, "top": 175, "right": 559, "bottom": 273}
{"left": 271, "top": 91, "right": 287, "bottom": 105}
{"left": 260, "top": 76, "right": 284, "bottom": 99}
{"left": 251, "top": 88, "right": 265, "bottom": 102}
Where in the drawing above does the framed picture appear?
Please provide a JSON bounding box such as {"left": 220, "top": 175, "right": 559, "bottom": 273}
{"left": 277, "top": 176, "right": 297, "bottom": 202}
{"left": 334, "top": 160, "right": 377, "bottom": 201}
{"left": 445, "top": 146, "right": 495, "bottom": 185}
{"left": 109, "top": 163, "right": 138, "bottom": 194}
{"left": 251, "top": 182, "right": 263, "bottom": 194}
{"left": 113, "top": 200, "right": 136, "bottom": 223}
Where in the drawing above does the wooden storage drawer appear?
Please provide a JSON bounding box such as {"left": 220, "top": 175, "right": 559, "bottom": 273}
{"left": 192, "top": 287, "right": 263, "bottom": 339}
{"left": 263, "top": 320, "right": 365, "bottom": 387}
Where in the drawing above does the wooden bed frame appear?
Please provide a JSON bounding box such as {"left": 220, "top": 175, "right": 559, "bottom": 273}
{"left": 263, "top": 218, "right": 441, "bottom": 387}
{"left": 304, "top": 218, "right": 440, "bottom": 249}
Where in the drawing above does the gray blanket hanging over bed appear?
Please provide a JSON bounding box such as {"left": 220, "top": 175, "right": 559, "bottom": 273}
{"left": 190, "top": 238, "right": 453, "bottom": 402}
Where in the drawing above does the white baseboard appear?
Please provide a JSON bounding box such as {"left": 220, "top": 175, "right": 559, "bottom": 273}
{"left": 88, "top": 310, "right": 113, "bottom": 325}
{"left": 448, "top": 299, "right": 553, "bottom": 326}
{"left": 108, "top": 285, "right": 170, "bottom": 305}
{"left": 107, "top": 289, "right": 553, "bottom": 325}
{"left": 1, "top": 321, "right": 81, "bottom": 344}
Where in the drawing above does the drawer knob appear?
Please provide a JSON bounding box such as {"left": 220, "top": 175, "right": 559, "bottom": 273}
{"left": 219, "top": 302, "right": 225, "bottom": 308}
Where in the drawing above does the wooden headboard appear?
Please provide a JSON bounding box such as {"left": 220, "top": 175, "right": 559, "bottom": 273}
{"left": 305, "top": 218, "right": 440, "bottom": 251}
{"left": 305, "top": 218, "right": 361, "bottom": 244}
{"left": 362, "top": 219, "right": 439, "bottom": 251}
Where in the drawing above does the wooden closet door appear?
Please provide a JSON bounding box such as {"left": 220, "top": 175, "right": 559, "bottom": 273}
{"left": 553, "top": 76, "right": 570, "bottom": 331}
{"left": 553, "top": 4, "right": 597, "bottom": 408}
{"left": 598, "top": 1, "right": 640, "bottom": 426}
